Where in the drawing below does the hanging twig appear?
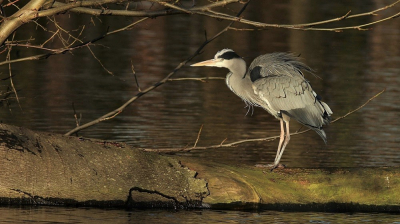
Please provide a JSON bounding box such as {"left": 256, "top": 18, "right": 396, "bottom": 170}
{"left": 87, "top": 45, "right": 114, "bottom": 75}
{"left": 6, "top": 33, "right": 21, "bottom": 110}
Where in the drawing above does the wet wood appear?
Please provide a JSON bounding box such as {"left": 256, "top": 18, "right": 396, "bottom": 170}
{"left": 1, "top": 123, "right": 399, "bottom": 212}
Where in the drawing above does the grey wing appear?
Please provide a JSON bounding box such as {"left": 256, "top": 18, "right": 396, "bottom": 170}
{"left": 252, "top": 75, "right": 332, "bottom": 141}
{"left": 249, "top": 52, "right": 313, "bottom": 80}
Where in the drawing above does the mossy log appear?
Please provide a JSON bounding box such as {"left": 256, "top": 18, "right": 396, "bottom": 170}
{"left": 1, "top": 124, "right": 399, "bottom": 212}
{"left": 181, "top": 159, "right": 400, "bottom": 212}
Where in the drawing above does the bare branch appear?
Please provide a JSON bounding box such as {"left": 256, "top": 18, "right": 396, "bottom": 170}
{"left": 330, "top": 89, "right": 385, "bottom": 123}
{"left": 167, "top": 77, "right": 225, "bottom": 82}
{"left": 41, "top": 29, "right": 59, "bottom": 47}
{"left": 37, "top": 0, "right": 127, "bottom": 17}
{"left": 6, "top": 33, "right": 21, "bottom": 110}
{"left": 64, "top": 1, "right": 252, "bottom": 136}
{"left": 1, "top": 0, "right": 397, "bottom": 68}
{"left": 154, "top": 1, "right": 193, "bottom": 14}
{"left": 3, "top": 0, "right": 22, "bottom": 8}
{"left": 143, "top": 89, "right": 386, "bottom": 153}
{"left": 72, "top": 102, "right": 81, "bottom": 128}
{"left": 344, "top": 0, "right": 400, "bottom": 19}
{"left": 132, "top": 62, "right": 142, "bottom": 92}
{"left": 43, "top": 0, "right": 239, "bottom": 17}
{"left": 196, "top": 1, "right": 400, "bottom": 31}
{"left": 193, "top": 124, "right": 203, "bottom": 148}
{"left": 86, "top": 45, "right": 113, "bottom": 75}
{"left": 0, "top": 18, "right": 148, "bottom": 67}
{"left": 1, "top": 0, "right": 397, "bottom": 49}
{"left": 0, "top": 0, "right": 48, "bottom": 45}
{"left": 37, "top": 0, "right": 399, "bottom": 32}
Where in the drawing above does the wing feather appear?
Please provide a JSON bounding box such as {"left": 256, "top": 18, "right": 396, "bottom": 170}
{"left": 246, "top": 52, "right": 332, "bottom": 142}
{"left": 253, "top": 75, "right": 331, "bottom": 129}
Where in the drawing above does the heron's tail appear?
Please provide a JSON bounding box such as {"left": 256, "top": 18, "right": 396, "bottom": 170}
{"left": 312, "top": 127, "right": 327, "bottom": 144}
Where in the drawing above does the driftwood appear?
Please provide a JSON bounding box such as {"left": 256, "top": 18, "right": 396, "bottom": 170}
{"left": 1, "top": 123, "right": 400, "bottom": 212}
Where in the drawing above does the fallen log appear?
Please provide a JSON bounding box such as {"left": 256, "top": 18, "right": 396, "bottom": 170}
{"left": 0, "top": 124, "right": 208, "bottom": 208}
{"left": 182, "top": 159, "right": 400, "bottom": 212}
{"left": 1, "top": 123, "right": 399, "bottom": 212}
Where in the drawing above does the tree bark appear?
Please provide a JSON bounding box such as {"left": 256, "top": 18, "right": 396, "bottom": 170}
{"left": 0, "top": 0, "right": 48, "bottom": 45}
{"left": 0, "top": 123, "right": 208, "bottom": 208}
{"left": 1, "top": 123, "right": 400, "bottom": 212}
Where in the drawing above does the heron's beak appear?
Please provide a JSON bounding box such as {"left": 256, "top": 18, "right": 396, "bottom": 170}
{"left": 191, "top": 59, "right": 218, "bottom": 67}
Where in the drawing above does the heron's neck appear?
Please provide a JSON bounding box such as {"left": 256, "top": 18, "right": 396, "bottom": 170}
{"left": 227, "top": 58, "right": 247, "bottom": 78}
{"left": 225, "top": 59, "right": 254, "bottom": 102}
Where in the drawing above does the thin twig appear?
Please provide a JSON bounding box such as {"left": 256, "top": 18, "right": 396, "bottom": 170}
{"left": 142, "top": 89, "right": 386, "bottom": 153}
{"left": 344, "top": 0, "right": 400, "bottom": 19}
{"left": 72, "top": 102, "right": 82, "bottom": 134}
{"left": 331, "top": 89, "right": 385, "bottom": 123}
{"left": 87, "top": 45, "right": 113, "bottom": 75}
{"left": 6, "top": 43, "right": 60, "bottom": 52}
{"left": 3, "top": 0, "right": 20, "bottom": 7}
{"left": 132, "top": 62, "right": 142, "bottom": 92}
{"left": 1, "top": 0, "right": 398, "bottom": 67}
{"left": 155, "top": 1, "right": 193, "bottom": 14}
{"left": 0, "top": 18, "right": 148, "bottom": 67}
{"left": 41, "top": 29, "right": 59, "bottom": 47}
{"left": 37, "top": 0, "right": 399, "bottom": 32}
{"left": 64, "top": 1, "right": 252, "bottom": 136}
{"left": 43, "top": 0, "right": 239, "bottom": 17}
{"left": 193, "top": 124, "right": 203, "bottom": 148}
{"left": 6, "top": 33, "right": 21, "bottom": 110}
{"left": 219, "top": 138, "right": 228, "bottom": 146}
{"left": 167, "top": 77, "right": 225, "bottom": 82}
{"left": 195, "top": 1, "right": 400, "bottom": 31}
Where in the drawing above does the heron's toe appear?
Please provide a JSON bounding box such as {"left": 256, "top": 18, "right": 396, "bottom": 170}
{"left": 255, "top": 163, "right": 286, "bottom": 171}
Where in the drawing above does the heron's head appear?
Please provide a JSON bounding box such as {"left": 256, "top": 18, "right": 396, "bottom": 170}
{"left": 191, "top": 49, "right": 245, "bottom": 70}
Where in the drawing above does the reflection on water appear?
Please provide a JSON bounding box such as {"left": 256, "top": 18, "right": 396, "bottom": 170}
{"left": 1, "top": 206, "right": 400, "bottom": 223}
{"left": 0, "top": 1, "right": 399, "bottom": 169}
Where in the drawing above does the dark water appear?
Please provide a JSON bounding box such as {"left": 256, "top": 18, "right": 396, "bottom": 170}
{"left": 1, "top": 1, "right": 398, "bottom": 168}
{"left": 1, "top": 206, "right": 400, "bottom": 223}
{"left": 0, "top": 0, "right": 399, "bottom": 221}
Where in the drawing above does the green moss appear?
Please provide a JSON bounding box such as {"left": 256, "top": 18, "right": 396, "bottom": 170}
{"left": 181, "top": 158, "right": 400, "bottom": 207}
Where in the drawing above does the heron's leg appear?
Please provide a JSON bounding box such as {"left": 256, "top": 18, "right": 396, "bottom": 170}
{"left": 273, "top": 114, "right": 291, "bottom": 167}
{"left": 274, "top": 119, "right": 285, "bottom": 162}
{"left": 255, "top": 117, "right": 290, "bottom": 169}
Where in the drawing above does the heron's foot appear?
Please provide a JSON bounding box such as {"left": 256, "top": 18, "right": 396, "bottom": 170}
{"left": 255, "top": 163, "right": 286, "bottom": 171}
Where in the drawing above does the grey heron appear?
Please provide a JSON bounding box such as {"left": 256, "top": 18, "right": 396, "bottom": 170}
{"left": 191, "top": 49, "right": 332, "bottom": 169}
